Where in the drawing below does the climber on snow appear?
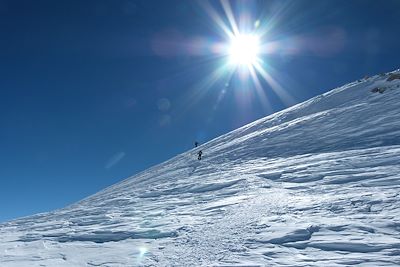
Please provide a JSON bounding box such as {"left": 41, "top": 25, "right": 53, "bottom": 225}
{"left": 197, "top": 150, "right": 203, "bottom": 160}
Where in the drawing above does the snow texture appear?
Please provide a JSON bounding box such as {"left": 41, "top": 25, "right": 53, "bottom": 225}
{"left": 1, "top": 70, "right": 400, "bottom": 266}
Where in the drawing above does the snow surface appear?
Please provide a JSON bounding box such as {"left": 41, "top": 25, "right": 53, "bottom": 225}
{"left": 1, "top": 71, "right": 400, "bottom": 266}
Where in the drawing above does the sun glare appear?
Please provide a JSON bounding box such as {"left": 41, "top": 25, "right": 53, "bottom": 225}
{"left": 228, "top": 34, "right": 260, "bottom": 66}
{"left": 195, "top": 0, "right": 296, "bottom": 113}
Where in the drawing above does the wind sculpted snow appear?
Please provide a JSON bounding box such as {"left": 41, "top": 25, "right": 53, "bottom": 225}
{"left": 1, "top": 70, "right": 400, "bottom": 266}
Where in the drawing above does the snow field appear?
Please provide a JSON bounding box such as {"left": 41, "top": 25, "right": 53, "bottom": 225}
{"left": 1, "top": 70, "right": 400, "bottom": 266}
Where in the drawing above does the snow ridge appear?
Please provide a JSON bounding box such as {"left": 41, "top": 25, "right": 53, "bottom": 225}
{"left": 1, "top": 71, "right": 400, "bottom": 266}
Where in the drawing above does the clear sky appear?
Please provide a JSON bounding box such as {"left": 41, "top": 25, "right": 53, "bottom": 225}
{"left": 0, "top": 0, "right": 399, "bottom": 222}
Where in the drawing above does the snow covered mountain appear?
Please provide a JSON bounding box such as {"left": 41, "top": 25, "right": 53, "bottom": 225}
{"left": 1, "top": 70, "right": 400, "bottom": 266}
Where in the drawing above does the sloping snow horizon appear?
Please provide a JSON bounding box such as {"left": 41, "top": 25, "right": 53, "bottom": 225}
{"left": 1, "top": 69, "right": 400, "bottom": 266}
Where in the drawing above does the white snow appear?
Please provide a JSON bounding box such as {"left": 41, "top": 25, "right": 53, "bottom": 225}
{"left": 1, "top": 70, "right": 400, "bottom": 266}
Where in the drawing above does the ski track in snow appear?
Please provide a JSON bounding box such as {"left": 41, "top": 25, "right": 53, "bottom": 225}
{"left": 1, "top": 71, "right": 400, "bottom": 266}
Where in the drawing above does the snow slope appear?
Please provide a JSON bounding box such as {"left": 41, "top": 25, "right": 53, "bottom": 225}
{"left": 1, "top": 70, "right": 400, "bottom": 266}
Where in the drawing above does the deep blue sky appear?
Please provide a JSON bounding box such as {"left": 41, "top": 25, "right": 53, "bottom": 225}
{"left": 0, "top": 0, "right": 399, "bottom": 222}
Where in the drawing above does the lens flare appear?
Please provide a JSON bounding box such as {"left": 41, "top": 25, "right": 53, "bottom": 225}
{"left": 228, "top": 34, "right": 260, "bottom": 66}
{"left": 190, "top": 0, "right": 297, "bottom": 115}
{"left": 139, "top": 246, "right": 147, "bottom": 256}
{"left": 135, "top": 246, "right": 148, "bottom": 265}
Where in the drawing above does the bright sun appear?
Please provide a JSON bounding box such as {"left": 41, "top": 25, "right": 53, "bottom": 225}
{"left": 228, "top": 34, "right": 260, "bottom": 67}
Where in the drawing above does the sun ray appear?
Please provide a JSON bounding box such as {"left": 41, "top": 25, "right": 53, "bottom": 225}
{"left": 254, "top": 62, "right": 296, "bottom": 106}
{"left": 220, "top": 0, "right": 240, "bottom": 36}
{"left": 248, "top": 65, "right": 273, "bottom": 114}
{"left": 179, "top": 63, "right": 229, "bottom": 117}
{"left": 194, "top": 0, "right": 297, "bottom": 118}
{"left": 198, "top": 1, "right": 234, "bottom": 39}
{"left": 255, "top": 1, "right": 296, "bottom": 38}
